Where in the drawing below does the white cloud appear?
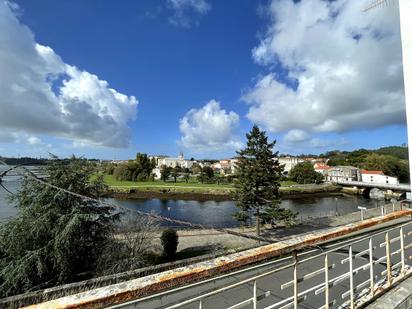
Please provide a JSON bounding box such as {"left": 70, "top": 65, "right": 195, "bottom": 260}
{"left": 167, "top": 0, "right": 211, "bottom": 28}
{"left": 284, "top": 129, "right": 310, "bottom": 143}
{"left": 244, "top": 0, "right": 404, "bottom": 135}
{"left": 179, "top": 100, "right": 242, "bottom": 152}
{"left": 27, "top": 136, "right": 41, "bottom": 145}
{"left": 283, "top": 129, "right": 349, "bottom": 150}
{"left": 0, "top": 1, "right": 138, "bottom": 148}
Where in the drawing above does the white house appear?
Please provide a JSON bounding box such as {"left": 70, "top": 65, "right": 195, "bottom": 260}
{"left": 313, "top": 163, "right": 331, "bottom": 175}
{"left": 156, "top": 152, "right": 194, "bottom": 169}
{"left": 152, "top": 167, "right": 161, "bottom": 180}
{"left": 278, "top": 156, "right": 304, "bottom": 174}
{"left": 361, "top": 170, "right": 399, "bottom": 185}
{"left": 325, "top": 166, "right": 360, "bottom": 182}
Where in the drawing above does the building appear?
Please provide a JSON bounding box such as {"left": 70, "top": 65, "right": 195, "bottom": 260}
{"left": 156, "top": 152, "right": 194, "bottom": 169}
{"left": 278, "top": 157, "right": 304, "bottom": 174}
{"left": 313, "top": 163, "right": 331, "bottom": 175}
{"left": 152, "top": 167, "right": 161, "bottom": 180}
{"left": 325, "top": 166, "right": 360, "bottom": 182}
{"left": 361, "top": 170, "right": 399, "bottom": 185}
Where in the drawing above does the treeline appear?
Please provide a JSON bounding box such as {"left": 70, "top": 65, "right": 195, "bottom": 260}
{"left": 104, "top": 153, "right": 156, "bottom": 181}
{"left": 0, "top": 157, "right": 47, "bottom": 165}
{"left": 322, "top": 147, "right": 409, "bottom": 183}
{"left": 104, "top": 153, "right": 234, "bottom": 184}
{"left": 158, "top": 164, "right": 227, "bottom": 184}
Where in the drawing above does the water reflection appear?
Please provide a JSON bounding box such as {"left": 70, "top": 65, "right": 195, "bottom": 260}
{"left": 107, "top": 195, "right": 378, "bottom": 228}
{"left": 0, "top": 168, "right": 382, "bottom": 227}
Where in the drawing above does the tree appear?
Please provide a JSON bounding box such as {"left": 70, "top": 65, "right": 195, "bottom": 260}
{"left": 288, "top": 162, "right": 324, "bottom": 184}
{"left": 112, "top": 153, "right": 155, "bottom": 182}
{"left": 234, "top": 125, "right": 291, "bottom": 236}
{"left": 160, "top": 228, "right": 178, "bottom": 260}
{"left": 171, "top": 165, "right": 182, "bottom": 183}
{"left": 0, "top": 158, "right": 118, "bottom": 297}
{"left": 182, "top": 168, "right": 191, "bottom": 183}
{"left": 160, "top": 165, "right": 171, "bottom": 182}
{"left": 362, "top": 153, "right": 409, "bottom": 183}
{"left": 214, "top": 174, "right": 225, "bottom": 185}
{"left": 191, "top": 163, "right": 202, "bottom": 175}
{"left": 203, "top": 166, "right": 214, "bottom": 179}
{"left": 96, "top": 214, "right": 159, "bottom": 275}
{"left": 198, "top": 166, "right": 214, "bottom": 183}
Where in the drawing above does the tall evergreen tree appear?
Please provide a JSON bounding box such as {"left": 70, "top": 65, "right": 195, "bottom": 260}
{"left": 234, "top": 125, "right": 287, "bottom": 235}
{"left": 0, "top": 158, "right": 118, "bottom": 297}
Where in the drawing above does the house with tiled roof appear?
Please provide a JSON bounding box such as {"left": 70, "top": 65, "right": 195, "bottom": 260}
{"left": 313, "top": 163, "right": 331, "bottom": 175}
{"left": 361, "top": 170, "right": 399, "bottom": 185}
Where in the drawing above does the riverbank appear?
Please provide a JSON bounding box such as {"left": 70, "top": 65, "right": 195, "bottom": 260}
{"left": 106, "top": 183, "right": 342, "bottom": 201}
{"left": 168, "top": 201, "right": 406, "bottom": 252}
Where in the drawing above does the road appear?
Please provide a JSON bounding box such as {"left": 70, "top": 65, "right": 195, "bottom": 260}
{"left": 110, "top": 219, "right": 412, "bottom": 309}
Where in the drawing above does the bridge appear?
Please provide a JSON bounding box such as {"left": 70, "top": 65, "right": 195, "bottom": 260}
{"left": 336, "top": 180, "right": 411, "bottom": 192}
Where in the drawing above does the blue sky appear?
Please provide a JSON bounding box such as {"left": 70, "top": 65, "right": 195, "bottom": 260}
{"left": 0, "top": 0, "right": 407, "bottom": 159}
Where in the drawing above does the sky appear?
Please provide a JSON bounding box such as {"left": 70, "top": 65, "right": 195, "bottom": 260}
{"left": 0, "top": 0, "right": 408, "bottom": 159}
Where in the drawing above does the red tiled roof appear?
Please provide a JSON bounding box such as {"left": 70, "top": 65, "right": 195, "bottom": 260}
{"left": 361, "top": 170, "right": 384, "bottom": 175}
{"left": 314, "top": 163, "right": 330, "bottom": 170}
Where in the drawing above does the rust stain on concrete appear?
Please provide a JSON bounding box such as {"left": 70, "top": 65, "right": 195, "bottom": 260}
{"left": 22, "top": 210, "right": 412, "bottom": 309}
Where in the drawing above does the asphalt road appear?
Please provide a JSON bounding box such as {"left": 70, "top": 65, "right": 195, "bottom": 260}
{"left": 111, "top": 220, "right": 412, "bottom": 309}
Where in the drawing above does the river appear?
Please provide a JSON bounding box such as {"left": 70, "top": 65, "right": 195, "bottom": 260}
{"left": 0, "top": 175, "right": 382, "bottom": 227}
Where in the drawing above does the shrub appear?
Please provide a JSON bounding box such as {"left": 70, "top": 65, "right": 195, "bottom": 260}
{"left": 160, "top": 228, "right": 178, "bottom": 259}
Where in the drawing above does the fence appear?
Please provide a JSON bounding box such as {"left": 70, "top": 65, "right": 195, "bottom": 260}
{"left": 119, "top": 220, "right": 412, "bottom": 309}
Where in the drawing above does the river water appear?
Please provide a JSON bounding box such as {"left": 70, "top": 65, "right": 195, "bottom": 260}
{"left": 0, "top": 169, "right": 381, "bottom": 227}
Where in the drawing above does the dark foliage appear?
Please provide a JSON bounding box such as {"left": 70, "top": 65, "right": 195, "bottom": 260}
{"left": 234, "top": 125, "right": 296, "bottom": 235}
{"left": 288, "top": 162, "right": 324, "bottom": 184}
{"left": 160, "top": 228, "right": 178, "bottom": 259}
{"left": 160, "top": 165, "right": 172, "bottom": 182}
{"left": 113, "top": 153, "right": 156, "bottom": 181}
{"left": 0, "top": 158, "right": 118, "bottom": 297}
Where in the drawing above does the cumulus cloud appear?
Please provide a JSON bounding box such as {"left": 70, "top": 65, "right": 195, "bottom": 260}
{"left": 284, "top": 129, "right": 310, "bottom": 143}
{"left": 244, "top": 0, "right": 404, "bottom": 138}
{"left": 179, "top": 100, "right": 242, "bottom": 152}
{"left": 0, "top": 1, "right": 138, "bottom": 148}
{"left": 283, "top": 129, "right": 349, "bottom": 150}
{"left": 167, "top": 0, "right": 211, "bottom": 28}
{"left": 27, "top": 136, "right": 41, "bottom": 145}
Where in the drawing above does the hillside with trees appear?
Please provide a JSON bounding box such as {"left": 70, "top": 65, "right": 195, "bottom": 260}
{"left": 321, "top": 146, "right": 409, "bottom": 183}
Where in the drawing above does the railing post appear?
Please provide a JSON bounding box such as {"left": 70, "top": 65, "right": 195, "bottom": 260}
{"left": 293, "top": 251, "right": 298, "bottom": 309}
{"left": 385, "top": 232, "right": 392, "bottom": 287}
{"left": 324, "top": 253, "right": 329, "bottom": 309}
{"left": 369, "top": 237, "right": 374, "bottom": 297}
{"left": 401, "top": 227, "right": 405, "bottom": 276}
{"left": 199, "top": 299, "right": 202, "bottom": 309}
{"left": 253, "top": 280, "right": 257, "bottom": 309}
{"left": 349, "top": 245, "right": 355, "bottom": 309}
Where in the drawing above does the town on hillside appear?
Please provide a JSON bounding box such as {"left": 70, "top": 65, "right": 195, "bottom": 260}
{"left": 106, "top": 149, "right": 404, "bottom": 185}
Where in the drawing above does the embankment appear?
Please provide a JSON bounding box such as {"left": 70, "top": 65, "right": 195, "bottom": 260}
{"left": 105, "top": 183, "right": 342, "bottom": 201}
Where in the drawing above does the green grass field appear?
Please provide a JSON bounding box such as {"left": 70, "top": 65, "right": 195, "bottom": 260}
{"left": 103, "top": 174, "right": 298, "bottom": 190}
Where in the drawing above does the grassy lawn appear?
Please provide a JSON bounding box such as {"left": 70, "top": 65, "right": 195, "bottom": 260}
{"left": 103, "top": 174, "right": 234, "bottom": 189}
{"left": 280, "top": 180, "right": 298, "bottom": 187}
{"left": 103, "top": 174, "right": 298, "bottom": 190}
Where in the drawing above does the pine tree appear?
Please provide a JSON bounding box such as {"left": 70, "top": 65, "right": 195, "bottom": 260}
{"left": 235, "top": 125, "right": 291, "bottom": 235}
{"left": 0, "top": 158, "right": 118, "bottom": 297}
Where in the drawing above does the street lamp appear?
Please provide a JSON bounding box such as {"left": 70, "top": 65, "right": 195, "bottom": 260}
{"left": 335, "top": 197, "right": 338, "bottom": 216}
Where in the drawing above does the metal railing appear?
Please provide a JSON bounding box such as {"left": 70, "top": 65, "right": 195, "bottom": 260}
{"left": 141, "top": 220, "right": 412, "bottom": 309}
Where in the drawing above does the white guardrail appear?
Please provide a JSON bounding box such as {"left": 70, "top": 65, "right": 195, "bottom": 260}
{"left": 122, "top": 220, "right": 412, "bottom": 309}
